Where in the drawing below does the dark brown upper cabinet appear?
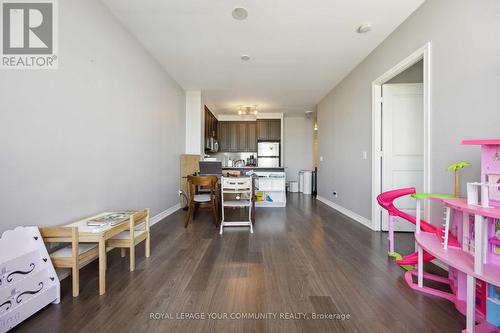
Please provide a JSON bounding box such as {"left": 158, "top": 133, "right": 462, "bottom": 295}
{"left": 217, "top": 121, "right": 258, "bottom": 152}
{"left": 229, "top": 122, "right": 239, "bottom": 152}
{"left": 217, "top": 119, "right": 280, "bottom": 152}
{"left": 257, "top": 119, "right": 281, "bottom": 141}
{"left": 204, "top": 106, "right": 218, "bottom": 151}
{"left": 217, "top": 121, "right": 229, "bottom": 152}
{"left": 246, "top": 121, "right": 257, "bottom": 151}
{"left": 237, "top": 122, "right": 248, "bottom": 152}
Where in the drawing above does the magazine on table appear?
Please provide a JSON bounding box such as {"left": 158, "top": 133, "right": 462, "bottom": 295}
{"left": 86, "top": 212, "right": 131, "bottom": 227}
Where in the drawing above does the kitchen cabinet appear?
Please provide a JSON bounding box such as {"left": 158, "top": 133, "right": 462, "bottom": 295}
{"left": 246, "top": 122, "right": 257, "bottom": 151}
{"left": 204, "top": 106, "right": 218, "bottom": 151}
{"left": 268, "top": 119, "right": 281, "bottom": 141}
{"left": 217, "top": 121, "right": 257, "bottom": 152}
{"left": 229, "top": 122, "right": 238, "bottom": 151}
{"left": 257, "top": 119, "right": 281, "bottom": 141}
{"left": 257, "top": 120, "right": 268, "bottom": 141}
{"left": 218, "top": 121, "right": 229, "bottom": 151}
{"left": 237, "top": 122, "right": 247, "bottom": 151}
{"left": 218, "top": 119, "right": 281, "bottom": 152}
{"left": 217, "top": 121, "right": 237, "bottom": 152}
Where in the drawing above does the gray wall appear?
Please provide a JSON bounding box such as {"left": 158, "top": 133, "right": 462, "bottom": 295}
{"left": 0, "top": 0, "right": 186, "bottom": 232}
{"left": 387, "top": 59, "right": 423, "bottom": 84}
{"left": 283, "top": 116, "right": 314, "bottom": 181}
{"left": 317, "top": 0, "right": 500, "bottom": 225}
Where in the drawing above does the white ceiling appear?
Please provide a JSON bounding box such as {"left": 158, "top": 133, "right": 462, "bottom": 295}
{"left": 102, "top": 0, "right": 424, "bottom": 115}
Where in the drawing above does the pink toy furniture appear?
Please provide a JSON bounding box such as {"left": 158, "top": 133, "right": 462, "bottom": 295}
{"left": 379, "top": 140, "right": 500, "bottom": 333}
{"left": 377, "top": 188, "right": 459, "bottom": 266}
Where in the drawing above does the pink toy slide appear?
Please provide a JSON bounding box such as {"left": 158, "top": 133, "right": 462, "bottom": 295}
{"left": 377, "top": 187, "right": 459, "bottom": 266}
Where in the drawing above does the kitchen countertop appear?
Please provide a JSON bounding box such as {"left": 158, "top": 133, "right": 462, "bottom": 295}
{"left": 223, "top": 166, "right": 285, "bottom": 172}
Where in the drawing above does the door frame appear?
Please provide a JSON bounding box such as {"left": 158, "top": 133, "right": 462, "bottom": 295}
{"left": 371, "top": 42, "right": 431, "bottom": 231}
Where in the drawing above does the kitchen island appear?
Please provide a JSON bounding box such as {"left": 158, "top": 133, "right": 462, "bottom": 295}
{"left": 222, "top": 167, "right": 286, "bottom": 207}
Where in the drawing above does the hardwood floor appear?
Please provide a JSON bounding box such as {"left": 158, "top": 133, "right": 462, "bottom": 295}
{"left": 15, "top": 194, "right": 464, "bottom": 333}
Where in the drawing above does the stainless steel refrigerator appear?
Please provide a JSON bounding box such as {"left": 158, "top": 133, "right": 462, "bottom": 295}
{"left": 257, "top": 142, "right": 280, "bottom": 167}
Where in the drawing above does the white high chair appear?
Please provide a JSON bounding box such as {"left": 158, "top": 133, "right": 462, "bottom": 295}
{"left": 220, "top": 176, "right": 253, "bottom": 234}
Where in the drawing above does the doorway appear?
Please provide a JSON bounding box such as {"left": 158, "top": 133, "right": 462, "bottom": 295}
{"left": 371, "top": 43, "right": 431, "bottom": 231}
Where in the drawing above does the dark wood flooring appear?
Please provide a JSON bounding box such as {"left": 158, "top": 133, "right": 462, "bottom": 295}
{"left": 14, "top": 194, "right": 464, "bottom": 333}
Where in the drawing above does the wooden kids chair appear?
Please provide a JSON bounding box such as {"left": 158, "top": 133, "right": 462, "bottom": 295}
{"left": 107, "top": 209, "right": 150, "bottom": 272}
{"left": 184, "top": 175, "right": 219, "bottom": 228}
{"left": 40, "top": 226, "right": 99, "bottom": 297}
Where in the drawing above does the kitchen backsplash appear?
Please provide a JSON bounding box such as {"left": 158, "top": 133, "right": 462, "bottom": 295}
{"left": 205, "top": 152, "right": 257, "bottom": 167}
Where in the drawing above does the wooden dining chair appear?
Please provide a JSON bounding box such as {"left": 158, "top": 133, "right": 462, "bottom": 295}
{"left": 106, "top": 209, "right": 150, "bottom": 272}
{"left": 40, "top": 226, "right": 99, "bottom": 297}
{"left": 185, "top": 175, "right": 219, "bottom": 228}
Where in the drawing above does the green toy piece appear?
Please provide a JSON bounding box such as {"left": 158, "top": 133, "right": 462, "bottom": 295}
{"left": 411, "top": 193, "right": 455, "bottom": 200}
{"left": 388, "top": 252, "right": 414, "bottom": 271}
{"left": 447, "top": 162, "right": 471, "bottom": 197}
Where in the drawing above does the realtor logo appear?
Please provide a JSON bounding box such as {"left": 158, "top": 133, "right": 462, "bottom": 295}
{"left": 1, "top": 0, "right": 58, "bottom": 69}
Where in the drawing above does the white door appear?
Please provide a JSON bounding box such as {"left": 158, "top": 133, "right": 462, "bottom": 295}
{"left": 381, "top": 83, "right": 424, "bottom": 232}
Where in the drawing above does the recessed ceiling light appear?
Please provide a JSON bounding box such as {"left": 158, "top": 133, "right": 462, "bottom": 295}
{"left": 232, "top": 7, "right": 248, "bottom": 20}
{"left": 357, "top": 22, "right": 372, "bottom": 34}
{"left": 241, "top": 55, "right": 251, "bottom": 61}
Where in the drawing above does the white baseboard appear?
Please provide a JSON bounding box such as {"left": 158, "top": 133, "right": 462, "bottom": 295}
{"left": 150, "top": 203, "right": 181, "bottom": 226}
{"left": 56, "top": 203, "right": 181, "bottom": 281}
{"left": 317, "top": 196, "right": 373, "bottom": 230}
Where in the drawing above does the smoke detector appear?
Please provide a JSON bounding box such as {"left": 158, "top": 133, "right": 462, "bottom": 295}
{"left": 305, "top": 110, "right": 314, "bottom": 118}
{"left": 357, "top": 22, "right": 372, "bottom": 34}
{"left": 232, "top": 8, "right": 248, "bottom": 20}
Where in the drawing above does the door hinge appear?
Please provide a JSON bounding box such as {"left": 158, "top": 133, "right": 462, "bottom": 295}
{"left": 379, "top": 97, "right": 384, "bottom": 104}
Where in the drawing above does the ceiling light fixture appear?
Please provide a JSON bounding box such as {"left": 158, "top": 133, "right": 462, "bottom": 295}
{"left": 240, "top": 54, "right": 251, "bottom": 61}
{"left": 232, "top": 7, "right": 248, "bottom": 20}
{"left": 357, "top": 22, "right": 372, "bottom": 34}
{"left": 237, "top": 105, "right": 258, "bottom": 116}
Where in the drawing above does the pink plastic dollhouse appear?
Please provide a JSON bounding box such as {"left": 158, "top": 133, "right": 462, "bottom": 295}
{"left": 379, "top": 140, "right": 500, "bottom": 333}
